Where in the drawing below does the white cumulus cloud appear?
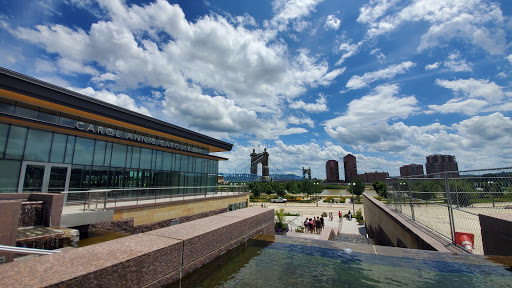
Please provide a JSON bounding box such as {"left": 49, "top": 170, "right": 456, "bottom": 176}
{"left": 345, "top": 61, "right": 415, "bottom": 90}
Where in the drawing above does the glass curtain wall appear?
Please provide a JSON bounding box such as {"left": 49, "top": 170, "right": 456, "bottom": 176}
{"left": 0, "top": 123, "right": 219, "bottom": 193}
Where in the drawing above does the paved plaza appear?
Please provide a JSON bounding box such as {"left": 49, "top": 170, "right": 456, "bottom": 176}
{"left": 260, "top": 197, "right": 367, "bottom": 240}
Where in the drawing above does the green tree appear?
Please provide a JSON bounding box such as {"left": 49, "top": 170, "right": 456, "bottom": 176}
{"left": 351, "top": 177, "right": 365, "bottom": 202}
{"left": 248, "top": 182, "right": 263, "bottom": 198}
{"left": 372, "top": 180, "right": 387, "bottom": 198}
{"left": 273, "top": 182, "right": 286, "bottom": 197}
{"left": 264, "top": 182, "right": 273, "bottom": 195}
{"left": 410, "top": 180, "right": 444, "bottom": 201}
{"left": 301, "top": 180, "right": 314, "bottom": 199}
{"left": 287, "top": 181, "right": 300, "bottom": 194}
{"left": 449, "top": 180, "right": 477, "bottom": 207}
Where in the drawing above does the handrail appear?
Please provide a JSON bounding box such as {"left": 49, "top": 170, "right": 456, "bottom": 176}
{"left": 0, "top": 245, "right": 61, "bottom": 255}
{"left": 287, "top": 220, "right": 303, "bottom": 232}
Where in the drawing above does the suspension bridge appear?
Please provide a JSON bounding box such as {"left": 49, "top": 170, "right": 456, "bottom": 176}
{"left": 219, "top": 149, "right": 304, "bottom": 183}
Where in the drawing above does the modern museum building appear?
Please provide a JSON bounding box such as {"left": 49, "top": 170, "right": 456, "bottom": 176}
{"left": 0, "top": 67, "right": 233, "bottom": 195}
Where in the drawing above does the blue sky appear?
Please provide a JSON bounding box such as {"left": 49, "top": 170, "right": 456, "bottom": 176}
{"left": 1, "top": 0, "right": 511, "bottom": 178}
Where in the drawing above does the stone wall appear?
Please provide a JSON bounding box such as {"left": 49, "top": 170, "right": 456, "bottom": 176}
{"left": 0, "top": 201, "right": 21, "bottom": 263}
{"left": 88, "top": 207, "right": 228, "bottom": 234}
{"left": 0, "top": 207, "right": 274, "bottom": 287}
{"left": 111, "top": 194, "right": 249, "bottom": 226}
{"left": 363, "top": 194, "right": 452, "bottom": 252}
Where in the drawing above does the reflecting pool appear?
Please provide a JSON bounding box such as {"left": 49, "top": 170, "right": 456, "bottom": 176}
{"left": 172, "top": 236, "right": 512, "bottom": 288}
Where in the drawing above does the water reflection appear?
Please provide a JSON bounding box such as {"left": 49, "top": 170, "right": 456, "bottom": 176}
{"left": 173, "top": 237, "right": 512, "bottom": 288}
{"left": 78, "top": 230, "right": 129, "bottom": 247}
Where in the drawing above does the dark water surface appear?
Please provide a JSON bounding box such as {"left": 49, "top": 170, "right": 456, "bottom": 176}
{"left": 171, "top": 237, "right": 512, "bottom": 288}
{"left": 77, "top": 230, "right": 129, "bottom": 247}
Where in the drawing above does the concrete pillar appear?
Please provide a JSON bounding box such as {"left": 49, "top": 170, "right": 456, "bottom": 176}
{"left": 28, "top": 193, "right": 64, "bottom": 227}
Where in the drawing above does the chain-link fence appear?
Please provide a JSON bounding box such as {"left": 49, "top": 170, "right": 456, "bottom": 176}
{"left": 385, "top": 167, "right": 512, "bottom": 255}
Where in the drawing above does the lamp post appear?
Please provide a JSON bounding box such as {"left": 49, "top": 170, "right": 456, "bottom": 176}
{"left": 314, "top": 182, "right": 319, "bottom": 206}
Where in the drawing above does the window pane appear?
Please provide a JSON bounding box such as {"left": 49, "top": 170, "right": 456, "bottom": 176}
{"left": 180, "top": 155, "right": 188, "bottom": 172}
{"left": 140, "top": 148, "right": 152, "bottom": 169}
{"left": 108, "top": 168, "right": 124, "bottom": 188}
{"left": 131, "top": 147, "right": 140, "bottom": 168}
{"left": 64, "top": 135, "right": 75, "bottom": 163}
{"left": 69, "top": 165, "right": 90, "bottom": 191}
{"left": 174, "top": 154, "right": 181, "bottom": 172}
{"left": 59, "top": 116, "right": 76, "bottom": 127}
{"left": 24, "top": 129, "right": 52, "bottom": 162}
{"left": 0, "top": 102, "right": 15, "bottom": 114}
{"left": 126, "top": 146, "right": 132, "bottom": 168}
{"left": 111, "top": 143, "right": 127, "bottom": 167}
{"left": 162, "top": 152, "right": 173, "bottom": 171}
{"left": 195, "top": 158, "right": 202, "bottom": 173}
{"left": 38, "top": 112, "right": 59, "bottom": 124}
{"left": 5, "top": 126, "right": 27, "bottom": 160}
{"left": 104, "top": 142, "right": 112, "bottom": 166}
{"left": 14, "top": 105, "right": 38, "bottom": 119}
{"left": 93, "top": 141, "right": 106, "bottom": 166}
{"left": 0, "top": 123, "right": 9, "bottom": 158}
{"left": 50, "top": 134, "right": 67, "bottom": 163}
{"left": 90, "top": 166, "right": 109, "bottom": 188}
{"left": 155, "top": 151, "right": 163, "bottom": 170}
{"left": 73, "top": 137, "right": 95, "bottom": 165}
{"left": 0, "top": 159, "right": 21, "bottom": 192}
{"left": 188, "top": 156, "right": 194, "bottom": 172}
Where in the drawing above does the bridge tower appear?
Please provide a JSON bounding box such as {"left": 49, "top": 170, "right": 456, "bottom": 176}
{"left": 302, "top": 167, "right": 311, "bottom": 180}
{"left": 251, "top": 148, "right": 270, "bottom": 181}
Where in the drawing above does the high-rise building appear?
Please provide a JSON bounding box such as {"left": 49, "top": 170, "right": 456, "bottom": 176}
{"left": 343, "top": 154, "right": 357, "bottom": 183}
{"left": 425, "top": 155, "right": 459, "bottom": 176}
{"left": 400, "top": 164, "right": 424, "bottom": 177}
{"left": 325, "top": 160, "right": 339, "bottom": 183}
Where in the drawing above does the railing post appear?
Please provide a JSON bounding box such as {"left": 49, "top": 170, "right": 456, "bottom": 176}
{"left": 408, "top": 178, "right": 415, "bottom": 221}
{"left": 83, "top": 192, "right": 87, "bottom": 212}
{"left": 445, "top": 172, "right": 456, "bottom": 244}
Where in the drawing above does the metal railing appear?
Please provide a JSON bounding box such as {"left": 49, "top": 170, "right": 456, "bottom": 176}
{"left": 385, "top": 167, "right": 512, "bottom": 255}
{"left": 63, "top": 185, "right": 249, "bottom": 212}
{"left": 0, "top": 245, "right": 61, "bottom": 256}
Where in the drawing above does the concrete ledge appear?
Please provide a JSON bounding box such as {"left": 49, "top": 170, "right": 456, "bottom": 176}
{"left": 479, "top": 213, "right": 512, "bottom": 256}
{"left": 61, "top": 210, "right": 115, "bottom": 227}
{"left": 363, "top": 194, "right": 453, "bottom": 253}
{"left": 0, "top": 207, "right": 274, "bottom": 287}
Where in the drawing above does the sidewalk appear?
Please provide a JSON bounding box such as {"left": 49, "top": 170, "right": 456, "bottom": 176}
{"left": 284, "top": 213, "right": 366, "bottom": 240}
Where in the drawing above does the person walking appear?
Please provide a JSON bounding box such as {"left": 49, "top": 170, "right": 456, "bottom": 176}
{"left": 338, "top": 210, "right": 342, "bottom": 221}
{"left": 320, "top": 215, "right": 325, "bottom": 229}
{"left": 315, "top": 217, "right": 322, "bottom": 234}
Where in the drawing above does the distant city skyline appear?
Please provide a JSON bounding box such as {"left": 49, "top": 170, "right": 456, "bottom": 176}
{"left": 1, "top": 0, "right": 511, "bottom": 179}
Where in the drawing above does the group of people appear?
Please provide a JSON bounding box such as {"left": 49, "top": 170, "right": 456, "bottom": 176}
{"left": 304, "top": 216, "right": 324, "bottom": 234}
{"left": 302, "top": 210, "right": 353, "bottom": 234}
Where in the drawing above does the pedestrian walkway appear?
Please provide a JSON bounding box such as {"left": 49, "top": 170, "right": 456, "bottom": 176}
{"left": 284, "top": 212, "right": 368, "bottom": 242}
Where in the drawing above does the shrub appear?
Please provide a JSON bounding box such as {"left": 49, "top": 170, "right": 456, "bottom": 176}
{"left": 355, "top": 208, "right": 364, "bottom": 222}
{"left": 321, "top": 212, "right": 327, "bottom": 217}
{"left": 274, "top": 209, "right": 289, "bottom": 233}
